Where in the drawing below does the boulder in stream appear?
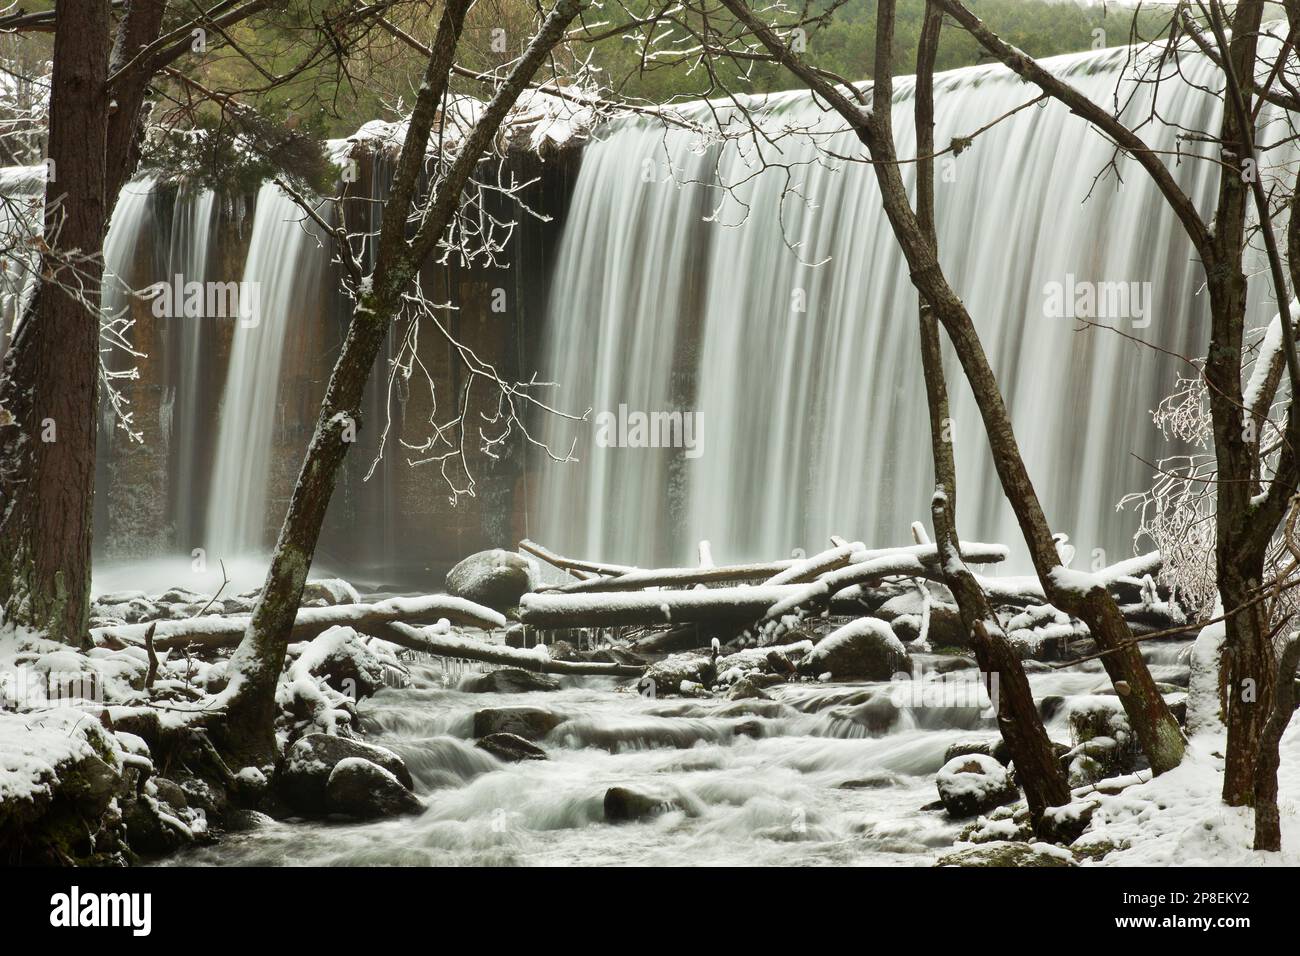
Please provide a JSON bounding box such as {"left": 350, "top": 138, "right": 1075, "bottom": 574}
{"left": 725, "top": 675, "right": 771, "bottom": 701}
{"left": 799, "top": 618, "right": 910, "bottom": 681}
{"left": 472, "top": 706, "right": 564, "bottom": 741}
{"left": 603, "top": 786, "right": 682, "bottom": 823}
{"left": 296, "top": 626, "right": 389, "bottom": 700}
{"left": 476, "top": 733, "right": 548, "bottom": 762}
{"left": 641, "top": 652, "right": 717, "bottom": 696}
{"left": 464, "top": 668, "right": 560, "bottom": 694}
{"left": 301, "top": 578, "right": 362, "bottom": 606}
{"left": 324, "top": 758, "right": 424, "bottom": 819}
{"left": 446, "top": 549, "right": 536, "bottom": 611}
{"left": 944, "top": 737, "right": 1012, "bottom": 767}
{"left": 935, "top": 753, "right": 1020, "bottom": 818}
{"left": 278, "top": 733, "right": 415, "bottom": 814}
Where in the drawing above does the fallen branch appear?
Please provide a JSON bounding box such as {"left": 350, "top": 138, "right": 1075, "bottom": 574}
{"left": 542, "top": 541, "right": 1008, "bottom": 595}
{"left": 376, "top": 622, "right": 645, "bottom": 677}
{"left": 518, "top": 538, "right": 632, "bottom": 579}
{"left": 93, "top": 595, "right": 507, "bottom": 651}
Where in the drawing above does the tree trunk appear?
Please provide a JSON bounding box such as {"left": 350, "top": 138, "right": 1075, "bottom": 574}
{"left": 912, "top": 0, "right": 1070, "bottom": 825}
{"left": 1219, "top": 553, "right": 1276, "bottom": 805}
{"left": 0, "top": 0, "right": 110, "bottom": 646}
{"left": 216, "top": 0, "right": 586, "bottom": 764}
{"left": 717, "top": 0, "right": 1184, "bottom": 775}
{"left": 1253, "top": 635, "right": 1300, "bottom": 850}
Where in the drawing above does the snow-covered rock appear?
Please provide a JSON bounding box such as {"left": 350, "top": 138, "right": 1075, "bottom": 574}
{"left": 0, "top": 710, "right": 128, "bottom": 864}
{"left": 277, "top": 733, "right": 414, "bottom": 815}
{"left": 798, "top": 618, "right": 910, "bottom": 681}
{"left": 445, "top": 549, "right": 536, "bottom": 611}
{"left": 935, "top": 753, "right": 1020, "bottom": 818}
{"left": 936, "top": 840, "right": 1075, "bottom": 867}
{"left": 324, "top": 758, "right": 423, "bottom": 819}
{"left": 641, "top": 652, "right": 716, "bottom": 697}
{"left": 293, "top": 625, "right": 393, "bottom": 701}
{"left": 301, "top": 578, "right": 362, "bottom": 606}
{"left": 1061, "top": 696, "right": 1135, "bottom": 786}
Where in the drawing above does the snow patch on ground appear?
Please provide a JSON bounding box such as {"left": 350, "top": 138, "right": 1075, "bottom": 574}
{"left": 1082, "top": 729, "right": 1300, "bottom": 866}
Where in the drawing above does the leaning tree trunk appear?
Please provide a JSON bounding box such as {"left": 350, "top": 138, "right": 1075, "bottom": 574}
{"left": 216, "top": 0, "right": 586, "bottom": 764}
{"left": 0, "top": 0, "right": 110, "bottom": 647}
{"left": 912, "top": 0, "right": 1070, "bottom": 826}
{"left": 717, "top": 0, "right": 1185, "bottom": 775}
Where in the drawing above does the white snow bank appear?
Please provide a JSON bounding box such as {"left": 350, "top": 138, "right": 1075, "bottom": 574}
{"left": 0, "top": 709, "right": 117, "bottom": 807}
{"left": 1081, "top": 730, "right": 1300, "bottom": 865}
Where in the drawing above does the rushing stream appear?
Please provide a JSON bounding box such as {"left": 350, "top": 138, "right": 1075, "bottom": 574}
{"left": 173, "top": 642, "right": 1189, "bottom": 866}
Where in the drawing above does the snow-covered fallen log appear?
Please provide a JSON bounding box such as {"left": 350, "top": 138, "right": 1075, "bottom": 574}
{"left": 544, "top": 560, "right": 810, "bottom": 594}
{"left": 520, "top": 584, "right": 812, "bottom": 627}
{"left": 541, "top": 540, "right": 1008, "bottom": 595}
{"left": 763, "top": 543, "right": 863, "bottom": 585}
{"left": 92, "top": 595, "right": 507, "bottom": 651}
{"left": 376, "top": 622, "right": 645, "bottom": 676}
{"left": 764, "top": 545, "right": 992, "bottom": 619}
{"left": 973, "top": 551, "right": 1163, "bottom": 606}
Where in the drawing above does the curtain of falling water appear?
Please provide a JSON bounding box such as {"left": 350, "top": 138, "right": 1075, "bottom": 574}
{"left": 0, "top": 166, "right": 44, "bottom": 358}
{"left": 206, "top": 183, "right": 326, "bottom": 556}
{"left": 534, "top": 45, "right": 1271, "bottom": 569}
{"left": 164, "top": 186, "right": 217, "bottom": 548}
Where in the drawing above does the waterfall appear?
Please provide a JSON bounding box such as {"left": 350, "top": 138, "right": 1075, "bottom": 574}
{"left": 164, "top": 186, "right": 217, "bottom": 548}
{"left": 100, "top": 177, "right": 157, "bottom": 434}
{"left": 0, "top": 165, "right": 44, "bottom": 357}
{"left": 206, "top": 182, "right": 326, "bottom": 557}
{"left": 535, "top": 44, "right": 1273, "bottom": 569}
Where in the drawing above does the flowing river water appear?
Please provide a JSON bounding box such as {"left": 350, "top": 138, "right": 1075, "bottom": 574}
{"left": 172, "top": 642, "right": 1189, "bottom": 866}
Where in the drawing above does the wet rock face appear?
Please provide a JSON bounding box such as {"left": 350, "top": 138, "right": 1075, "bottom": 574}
{"left": 935, "top": 753, "right": 1020, "bottom": 818}
{"left": 446, "top": 549, "right": 536, "bottom": 611}
{"left": 324, "top": 758, "right": 424, "bottom": 819}
{"left": 471, "top": 707, "right": 564, "bottom": 741}
{"left": 277, "top": 733, "right": 415, "bottom": 815}
{"left": 464, "top": 668, "right": 560, "bottom": 694}
{"left": 603, "top": 786, "right": 681, "bottom": 823}
{"left": 476, "top": 733, "right": 548, "bottom": 762}
{"left": 641, "top": 653, "right": 717, "bottom": 697}
{"left": 944, "top": 738, "right": 1013, "bottom": 767}
{"left": 725, "top": 675, "right": 771, "bottom": 701}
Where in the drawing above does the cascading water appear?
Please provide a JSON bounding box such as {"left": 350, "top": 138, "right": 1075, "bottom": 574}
{"left": 163, "top": 186, "right": 218, "bottom": 548}
{"left": 535, "top": 45, "right": 1271, "bottom": 568}
{"left": 98, "top": 178, "right": 157, "bottom": 452}
{"left": 206, "top": 182, "right": 327, "bottom": 558}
